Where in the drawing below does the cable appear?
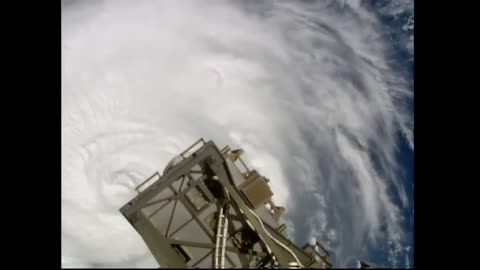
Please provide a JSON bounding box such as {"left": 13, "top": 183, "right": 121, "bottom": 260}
{"left": 248, "top": 208, "right": 304, "bottom": 268}
{"left": 244, "top": 218, "right": 277, "bottom": 265}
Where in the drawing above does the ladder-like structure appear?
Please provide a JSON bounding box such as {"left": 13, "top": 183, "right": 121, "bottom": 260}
{"left": 214, "top": 207, "right": 229, "bottom": 269}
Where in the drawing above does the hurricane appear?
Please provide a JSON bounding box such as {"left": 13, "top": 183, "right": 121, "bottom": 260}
{"left": 61, "top": 0, "right": 414, "bottom": 267}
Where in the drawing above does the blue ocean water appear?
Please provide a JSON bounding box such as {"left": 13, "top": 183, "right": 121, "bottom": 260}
{"left": 367, "top": 0, "right": 414, "bottom": 267}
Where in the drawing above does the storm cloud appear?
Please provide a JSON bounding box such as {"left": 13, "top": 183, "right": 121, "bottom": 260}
{"left": 62, "top": 0, "right": 413, "bottom": 267}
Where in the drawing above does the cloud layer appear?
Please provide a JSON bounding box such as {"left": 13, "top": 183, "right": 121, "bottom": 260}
{"left": 62, "top": 0, "right": 413, "bottom": 267}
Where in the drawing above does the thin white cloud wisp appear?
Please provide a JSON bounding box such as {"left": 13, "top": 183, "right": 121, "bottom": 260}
{"left": 62, "top": 0, "right": 413, "bottom": 267}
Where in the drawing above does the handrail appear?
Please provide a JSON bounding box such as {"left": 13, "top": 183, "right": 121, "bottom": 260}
{"left": 237, "top": 156, "right": 251, "bottom": 176}
{"left": 180, "top": 138, "right": 206, "bottom": 159}
{"left": 135, "top": 139, "right": 206, "bottom": 193}
{"left": 135, "top": 171, "right": 161, "bottom": 193}
{"left": 220, "top": 145, "right": 231, "bottom": 156}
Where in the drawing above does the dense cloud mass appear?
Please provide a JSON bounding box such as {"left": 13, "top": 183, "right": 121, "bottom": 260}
{"left": 62, "top": 0, "right": 413, "bottom": 268}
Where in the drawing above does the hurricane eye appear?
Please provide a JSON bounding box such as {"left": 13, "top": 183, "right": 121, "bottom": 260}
{"left": 78, "top": 131, "right": 156, "bottom": 208}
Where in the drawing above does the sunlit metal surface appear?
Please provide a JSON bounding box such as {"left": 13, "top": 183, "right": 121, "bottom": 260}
{"left": 120, "top": 139, "right": 332, "bottom": 268}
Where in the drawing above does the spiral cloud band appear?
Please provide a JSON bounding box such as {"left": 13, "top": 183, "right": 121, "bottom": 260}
{"left": 62, "top": 0, "right": 413, "bottom": 267}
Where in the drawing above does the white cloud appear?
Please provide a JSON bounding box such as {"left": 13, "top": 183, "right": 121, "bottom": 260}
{"left": 62, "top": 0, "right": 413, "bottom": 267}
{"left": 377, "top": 0, "right": 414, "bottom": 16}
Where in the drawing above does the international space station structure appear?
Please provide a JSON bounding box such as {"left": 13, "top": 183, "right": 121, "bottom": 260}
{"left": 120, "top": 139, "right": 353, "bottom": 268}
